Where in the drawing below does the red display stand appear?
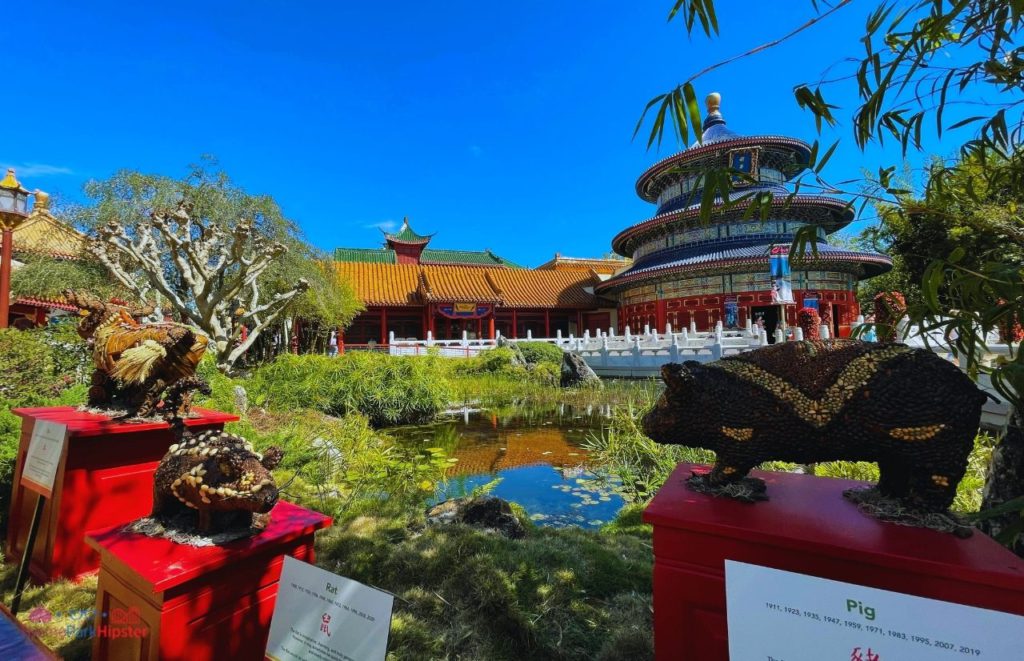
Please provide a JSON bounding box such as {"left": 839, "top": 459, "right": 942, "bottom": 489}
{"left": 644, "top": 463, "right": 1024, "bottom": 661}
{"left": 86, "top": 500, "right": 331, "bottom": 661}
{"left": 6, "top": 406, "right": 238, "bottom": 581}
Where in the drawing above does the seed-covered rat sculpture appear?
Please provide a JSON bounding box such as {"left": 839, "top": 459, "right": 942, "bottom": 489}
{"left": 643, "top": 340, "right": 987, "bottom": 527}
{"left": 152, "top": 389, "right": 284, "bottom": 534}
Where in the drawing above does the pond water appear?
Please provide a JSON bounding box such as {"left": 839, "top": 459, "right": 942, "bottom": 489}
{"left": 390, "top": 404, "right": 625, "bottom": 529}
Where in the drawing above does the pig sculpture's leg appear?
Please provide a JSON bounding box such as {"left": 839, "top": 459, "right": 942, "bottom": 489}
{"left": 875, "top": 460, "right": 911, "bottom": 500}
{"left": 688, "top": 459, "right": 767, "bottom": 502}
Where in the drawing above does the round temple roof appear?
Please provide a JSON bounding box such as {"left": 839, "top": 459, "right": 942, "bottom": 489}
{"left": 635, "top": 93, "right": 813, "bottom": 204}
{"left": 595, "top": 241, "right": 893, "bottom": 294}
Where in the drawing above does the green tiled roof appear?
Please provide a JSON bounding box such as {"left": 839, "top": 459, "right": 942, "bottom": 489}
{"left": 421, "top": 249, "right": 524, "bottom": 268}
{"left": 332, "top": 246, "right": 523, "bottom": 268}
{"left": 385, "top": 218, "right": 432, "bottom": 244}
{"left": 333, "top": 247, "right": 397, "bottom": 264}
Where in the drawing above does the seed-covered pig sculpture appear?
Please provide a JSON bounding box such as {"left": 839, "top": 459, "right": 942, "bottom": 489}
{"left": 151, "top": 424, "right": 284, "bottom": 534}
{"left": 643, "top": 340, "right": 987, "bottom": 525}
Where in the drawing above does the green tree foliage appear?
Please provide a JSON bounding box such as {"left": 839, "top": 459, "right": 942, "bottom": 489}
{"left": 10, "top": 256, "right": 127, "bottom": 302}
{"left": 70, "top": 159, "right": 362, "bottom": 369}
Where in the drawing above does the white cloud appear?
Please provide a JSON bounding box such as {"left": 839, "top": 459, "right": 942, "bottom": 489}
{"left": 1, "top": 163, "right": 74, "bottom": 177}
{"left": 364, "top": 220, "right": 397, "bottom": 232}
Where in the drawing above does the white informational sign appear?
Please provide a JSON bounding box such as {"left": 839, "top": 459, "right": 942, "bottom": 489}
{"left": 726, "top": 560, "right": 1024, "bottom": 660}
{"left": 266, "top": 555, "right": 394, "bottom": 661}
{"left": 21, "top": 420, "right": 68, "bottom": 498}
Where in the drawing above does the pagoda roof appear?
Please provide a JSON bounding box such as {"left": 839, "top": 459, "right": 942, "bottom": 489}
{"left": 384, "top": 217, "right": 433, "bottom": 245}
{"left": 596, "top": 241, "right": 892, "bottom": 294}
{"left": 334, "top": 245, "right": 523, "bottom": 268}
{"left": 0, "top": 201, "right": 89, "bottom": 260}
{"left": 635, "top": 93, "right": 812, "bottom": 203}
{"left": 334, "top": 262, "right": 608, "bottom": 309}
{"left": 611, "top": 194, "right": 855, "bottom": 255}
{"left": 535, "top": 254, "right": 631, "bottom": 275}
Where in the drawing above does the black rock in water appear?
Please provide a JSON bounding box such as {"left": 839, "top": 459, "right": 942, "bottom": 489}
{"left": 561, "top": 351, "right": 601, "bottom": 388}
{"left": 426, "top": 496, "right": 526, "bottom": 539}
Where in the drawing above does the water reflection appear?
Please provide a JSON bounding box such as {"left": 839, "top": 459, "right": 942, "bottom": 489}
{"left": 391, "top": 404, "right": 623, "bottom": 529}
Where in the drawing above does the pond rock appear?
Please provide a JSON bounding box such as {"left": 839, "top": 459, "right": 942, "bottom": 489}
{"left": 425, "top": 496, "right": 526, "bottom": 539}
{"left": 561, "top": 351, "right": 601, "bottom": 388}
{"left": 495, "top": 336, "right": 528, "bottom": 368}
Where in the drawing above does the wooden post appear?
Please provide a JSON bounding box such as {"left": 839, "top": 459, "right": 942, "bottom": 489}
{"left": 380, "top": 308, "right": 388, "bottom": 345}
{"left": 512, "top": 309, "right": 518, "bottom": 339}
{"left": 544, "top": 310, "right": 551, "bottom": 338}
{"left": 476, "top": 317, "right": 482, "bottom": 339}
{"left": 488, "top": 315, "right": 495, "bottom": 340}
{"left": 576, "top": 310, "right": 583, "bottom": 336}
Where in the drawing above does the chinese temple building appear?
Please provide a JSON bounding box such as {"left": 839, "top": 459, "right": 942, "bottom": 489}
{"left": 1, "top": 190, "right": 90, "bottom": 327}
{"left": 535, "top": 253, "right": 631, "bottom": 276}
{"left": 595, "top": 93, "right": 892, "bottom": 338}
{"left": 334, "top": 219, "right": 617, "bottom": 344}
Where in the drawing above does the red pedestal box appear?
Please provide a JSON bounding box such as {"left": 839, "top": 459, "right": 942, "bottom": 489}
{"left": 643, "top": 463, "right": 1024, "bottom": 661}
{"left": 86, "top": 500, "right": 331, "bottom": 661}
{"left": 6, "top": 407, "right": 238, "bottom": 581}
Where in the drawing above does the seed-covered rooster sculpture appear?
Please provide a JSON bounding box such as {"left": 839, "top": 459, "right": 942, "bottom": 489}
{"left": 64, "top": 290, "right": 209, "bottom": 418}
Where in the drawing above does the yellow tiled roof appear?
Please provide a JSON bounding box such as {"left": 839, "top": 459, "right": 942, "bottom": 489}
{"left": 334, "top": 262, "right": 422, "bottom": 306}
{"left": 0, "top": 207, "right": 89, "bottom": 259}
{"left": 488, "top": 269, "right": 601, "bottom": 308}
{"left": 334, "top": 261, "right": 603, "bottom": 309}
{"left": 420, "top": 265, "right": 502, "bottom": 303}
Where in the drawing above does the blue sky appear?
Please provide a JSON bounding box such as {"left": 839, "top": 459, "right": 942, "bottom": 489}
{"left": 3, "top": 1, "right": 981, "bottom": 266}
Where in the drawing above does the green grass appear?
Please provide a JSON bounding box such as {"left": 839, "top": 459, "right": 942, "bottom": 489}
{"left": 315, "top": 507, "right": 654, "bottom": 660}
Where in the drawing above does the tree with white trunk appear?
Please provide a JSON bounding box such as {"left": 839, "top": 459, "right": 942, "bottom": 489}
{"left": 73, "top": 161, "right": 361, "bottom": 371}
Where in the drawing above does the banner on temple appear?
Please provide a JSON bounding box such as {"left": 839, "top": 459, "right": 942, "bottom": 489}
{"left": 769, "top": 245, "right": 795, "bottom": 304}
{"left": 724, "top": 295, "right": 739, "bottom": 328}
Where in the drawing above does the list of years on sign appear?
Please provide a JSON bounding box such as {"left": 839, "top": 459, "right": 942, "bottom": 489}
{"left": 290, "top": 582, "right": 377, "bottom": 623}
{"left": 762, "top": 601, "right": 983, "bottom": 656}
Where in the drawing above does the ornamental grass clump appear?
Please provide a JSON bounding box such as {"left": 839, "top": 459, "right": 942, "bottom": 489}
{"left": 247, "top": 352, "right": 453, "bottom": 427}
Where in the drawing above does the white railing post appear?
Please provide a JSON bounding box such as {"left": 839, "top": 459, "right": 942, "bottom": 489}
{"left": 527, "top": 329, "right": 533, "bottom": 340}
{"left": 712, "top": 343, "right": 723, "bottom": 360}
{"left": 625, "top": 326, "right": 631, "bottom": 342}
{"left": 820, "top": 324, "right": 830, "bottom": 340}
{"left": 715, "top": 320, "right": 723, "bottom": 332}
{"left": 759, "top": 329, "right": 769, "bottom": 346}
{"left": 671, "top": 333, "right": 680, "bottom": 362}
{"left": 794, "top": 327, "right": 804, "bottom": 341}
{"left": 681, "top": 328, "right": 688, "bottom": 343}
{"left": 651, "top": 331, "right": 659, "bottom": 343}
{"left": 745, "top": 318, "right": 753, "bottom": 335}
{"left": 690, "top": 320, "right": 697, "bottom": 334}
{"left": 462, "top": 330, "right": 468, "bottom": 347}
{"left": 775, "top": 329, "right": 785, "bottom": 344}
{"left": 715, "top": 328, "right": 723, "bottom": 344}
{"left": 556, "top": 329, "right": 563, "bottom": 344}
{"left": 609, "top": 326, "right": 615, "bottom": 338}
{"left": 427, "top": 331, "right": 433, "bottom": 346}
{"left": 665, "top": 321, "right": 672, "bottom": 335}
{"left": 584, "top": 329, "right": 590, "bottom": 342}
{"left": 644, "top": 324, "right": 650, "bottom": 336}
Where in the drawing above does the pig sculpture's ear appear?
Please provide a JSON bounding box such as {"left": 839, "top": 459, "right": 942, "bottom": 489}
{"left": 661, "top": 362, "right": 695, "bottom": 395}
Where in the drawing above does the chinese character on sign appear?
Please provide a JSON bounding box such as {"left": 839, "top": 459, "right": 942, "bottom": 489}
{"left": 320, "top": 613, "right": 331, "bottom": 637}
{"left": 28, "top": 607, "right": 52, "bottom": 624}
{"left": 850, "top": 646, "right": 880, "bottom": 661}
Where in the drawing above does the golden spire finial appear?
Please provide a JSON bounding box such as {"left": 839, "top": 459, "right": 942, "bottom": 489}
{"left": 705, "top": 92, "right": 721, "bottom": 114}
{"left": 0, "top": 168, "right": 21, "bottom": 190}
{"left": 33, "top": 189, "right": 50, "bottom": 211}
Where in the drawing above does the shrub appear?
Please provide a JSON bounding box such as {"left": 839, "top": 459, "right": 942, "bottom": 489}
{"left": 530, "top": 361, "right": 560, "bottom": 386}
{"left": 516, "top": 341, "right": 564, "bottom": 367}
{"left": 246, "top": 352, "right": 453, "bottom": 427}
{"left": 0, "top": 329, "right": 56, "bottom": 402}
